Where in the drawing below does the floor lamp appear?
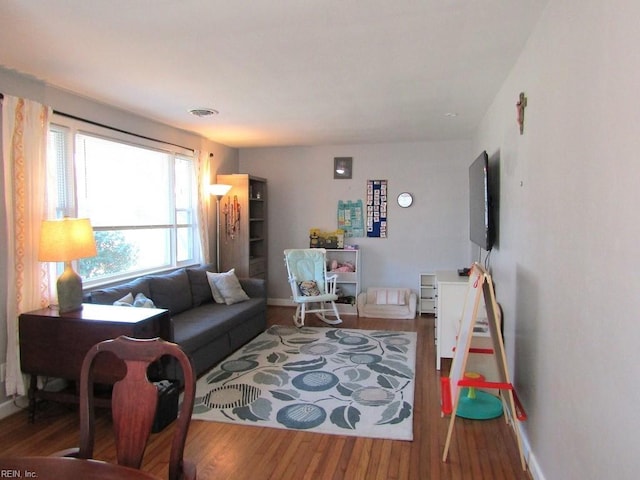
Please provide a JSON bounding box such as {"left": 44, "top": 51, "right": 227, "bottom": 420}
{"left": 209, "top": 184, "right": 232, "bottom": 272}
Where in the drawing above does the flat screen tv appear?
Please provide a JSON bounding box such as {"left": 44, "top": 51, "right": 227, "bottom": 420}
{"left": 469, "top": 150, "right": 495, "bottom": 251}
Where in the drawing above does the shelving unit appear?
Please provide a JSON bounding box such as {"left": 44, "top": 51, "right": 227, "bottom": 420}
{"left": 325, "top": 248, "right": 360, "bottom": 315}
{"left": 216, "top": 174, "right": 267, "bottom": 280}
{"left": 419, "top": 273, "right": 437, "bottom": 315}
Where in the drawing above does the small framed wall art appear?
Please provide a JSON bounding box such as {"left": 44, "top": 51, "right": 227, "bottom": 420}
{"left": 334, "top": 157, "right": 353, "bottom": 179}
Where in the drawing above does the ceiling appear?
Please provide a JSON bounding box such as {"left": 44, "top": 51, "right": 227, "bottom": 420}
{"left": 1, "top": 1, "right": 548, "bottom": 148}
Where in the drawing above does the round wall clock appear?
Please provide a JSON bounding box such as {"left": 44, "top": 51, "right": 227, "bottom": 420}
{"left": 397, "top": 192, "right": 413, "bottom": 208}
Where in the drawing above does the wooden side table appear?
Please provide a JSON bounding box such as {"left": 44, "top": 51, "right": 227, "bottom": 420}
{"left": 19, "top": 303, "right": 171, "bottom": 421}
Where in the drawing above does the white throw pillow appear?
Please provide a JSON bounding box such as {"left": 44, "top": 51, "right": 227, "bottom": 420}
{"left": 206, "top": 271, "right": 227, "bottom": 303}
{"left": 113, "top": 292, "right": 134, "bottom": 307}
{"left": 210, "top": 268, "right": 250, "bottom": 305}
{"left": 133, "top": 292, "right": 156, "bottom": 308}
{"left": 113, "top": 292, "right": 156, "bottom": 308}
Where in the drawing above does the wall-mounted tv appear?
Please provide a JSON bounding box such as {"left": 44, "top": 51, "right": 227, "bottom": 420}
{"left": 469, "top": 150, "right": 495, "bottom": 251}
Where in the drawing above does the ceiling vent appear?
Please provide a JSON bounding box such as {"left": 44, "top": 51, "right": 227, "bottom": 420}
{"left": 188, "top": 108, "right": 219, "bottom": 117}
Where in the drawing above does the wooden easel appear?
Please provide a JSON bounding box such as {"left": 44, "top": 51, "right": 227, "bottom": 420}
{"left": 440, "top": 263, "right": 527, "bottom": 470}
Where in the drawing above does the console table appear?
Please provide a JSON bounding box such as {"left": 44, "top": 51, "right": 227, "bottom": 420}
{"left": 19, "top": 303, "right": 170, "bottom": 421}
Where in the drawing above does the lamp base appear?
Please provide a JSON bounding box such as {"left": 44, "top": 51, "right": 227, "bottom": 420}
{"left": 57, "top": 262, "right": 84, "bottom": 313}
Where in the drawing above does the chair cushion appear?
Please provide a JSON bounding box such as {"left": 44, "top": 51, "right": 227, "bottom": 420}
{"left": 284, "top": 249, "right": 328, "bottom": 294}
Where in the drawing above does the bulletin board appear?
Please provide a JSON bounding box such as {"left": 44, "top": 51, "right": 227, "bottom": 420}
{"left": 337, "top": 200, "right": 364, "bottom": 238}
{"left": 366, "top": 180, "right": 387, "bottom": 238}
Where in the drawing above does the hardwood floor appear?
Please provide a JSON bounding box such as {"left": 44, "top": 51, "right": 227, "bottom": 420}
{"left": 0, "top": 306, "right": 531, "bottom": 479}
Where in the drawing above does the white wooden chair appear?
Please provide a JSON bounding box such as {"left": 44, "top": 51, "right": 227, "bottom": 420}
{"left": 284, "top": 248, "right": 343, "bottom": 327}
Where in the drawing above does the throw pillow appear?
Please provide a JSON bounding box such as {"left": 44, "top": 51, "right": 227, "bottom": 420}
{"left": 205, "top": 271, "right": 227, "bottom": 304}
{"left": 113, "top": 292, "right": 156, "bottom": 308}
{"left": 133, "top": 292, "right": 156, "bottom": 308}
{"left": 298, "top": 280, "right": 321, "bottom": 296}
{"left": 113, "top": 292, "right": 134, "bottom": 307}
{"left": 209, "top": 269, "right": 250, "bottom": 305}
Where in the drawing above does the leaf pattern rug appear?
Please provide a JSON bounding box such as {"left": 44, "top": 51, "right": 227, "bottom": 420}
{"left": 192, "top": 325, "right": 417, "bottom": 441}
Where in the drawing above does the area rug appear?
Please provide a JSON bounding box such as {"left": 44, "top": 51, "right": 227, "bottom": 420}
{"left": 191, "top": 325, "right": 417, "bottom": 441}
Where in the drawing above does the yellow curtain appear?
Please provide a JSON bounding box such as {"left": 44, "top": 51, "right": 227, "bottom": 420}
{"left": 2, "top": 96, "right": 51, "bottom": 396}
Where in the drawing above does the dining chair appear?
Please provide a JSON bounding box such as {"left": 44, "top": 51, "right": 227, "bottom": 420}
{"left": 56, "top": 335, "right": 196, "bottom": 480}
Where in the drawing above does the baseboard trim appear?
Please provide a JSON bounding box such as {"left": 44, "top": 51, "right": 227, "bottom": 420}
{"left": 0, "top": 378, "right": 68, "bottom": 421}
{"left": 509, "top": 408, "right": 545, "bottom": 480}
{"left": 528, "top": 450, "right": 545, "bottom": 480}
{"left": 0, "top": 396, "right": 24, "bottom": 420}
{"left": 267, "top": 298, "right": 295, "bottom": 307}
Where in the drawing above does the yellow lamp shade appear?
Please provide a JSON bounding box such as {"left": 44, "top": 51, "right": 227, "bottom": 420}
{"left": 38, "top": 218, "right": 97, "bottom": 262}
{"left": 39, "top": 218, "right": 97, "bottom": 313}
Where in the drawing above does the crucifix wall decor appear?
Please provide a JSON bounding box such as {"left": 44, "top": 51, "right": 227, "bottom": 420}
{"left": 516, "top": 92, "right": 527, "bottom": 135}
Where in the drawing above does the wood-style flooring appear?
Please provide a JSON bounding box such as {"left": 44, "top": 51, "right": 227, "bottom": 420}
{"left": 0, "top": 306, "right": 532, "bottom": 479}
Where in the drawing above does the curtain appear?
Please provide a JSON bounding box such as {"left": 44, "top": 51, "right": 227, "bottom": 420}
{"left": 2, "top": 96, "right": 51, "bottom": 396}
{"left": 194, "top": 149, "right": 212, "bottom": 265}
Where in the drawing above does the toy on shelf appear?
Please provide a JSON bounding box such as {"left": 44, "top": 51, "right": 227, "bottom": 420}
{"left": 328, "top": 260, "right": 355, "bottom": 272}
{"left": 309, "top": 228, "right": 344, "bottom": 249}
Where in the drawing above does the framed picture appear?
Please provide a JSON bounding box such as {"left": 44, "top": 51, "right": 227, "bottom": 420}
{"left": 334, "top": 157, "right": 353, "bottom": 179}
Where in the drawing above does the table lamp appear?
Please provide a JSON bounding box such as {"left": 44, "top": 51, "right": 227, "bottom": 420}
{"left": 38, "top": 218, "right": 97, "bottom": 313}
{"left": 208, "top": 184, "right": 232, "bottom": 271}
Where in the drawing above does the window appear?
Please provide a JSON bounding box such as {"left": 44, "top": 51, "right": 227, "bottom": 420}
{"left": 47, "top": 117, "right": 200, "bottom": 286}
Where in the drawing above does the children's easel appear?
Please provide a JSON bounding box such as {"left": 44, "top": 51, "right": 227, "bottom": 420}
{"left": 440, "top": 263, "right": 527, "bottom": 470}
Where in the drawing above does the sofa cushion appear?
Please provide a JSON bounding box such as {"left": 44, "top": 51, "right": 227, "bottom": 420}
{"left": 186, "top": 264, "right": 216, "bottom": 306}
{"left": 208, "top": 268, "right": 250, "bottom": 305}
{"left": 148, "top": 269, "right": 192, "bottom": 315}
{"left": 171, "top": 298, "right": 265, "bottom": 353}
{"left": 90, "top": 277, "right": 151, "bottom": 305}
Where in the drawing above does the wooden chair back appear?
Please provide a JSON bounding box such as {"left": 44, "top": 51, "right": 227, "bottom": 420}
{"left": 76, "top": 335, "right": 196, "bottom": 480}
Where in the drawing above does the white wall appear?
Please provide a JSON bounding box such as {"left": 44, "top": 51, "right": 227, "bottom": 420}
{"left": 239, "top": 141, "right": 473, "bottom": 301}
{"left": 475, "top": 1, "right": 640, "bottom": 479}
